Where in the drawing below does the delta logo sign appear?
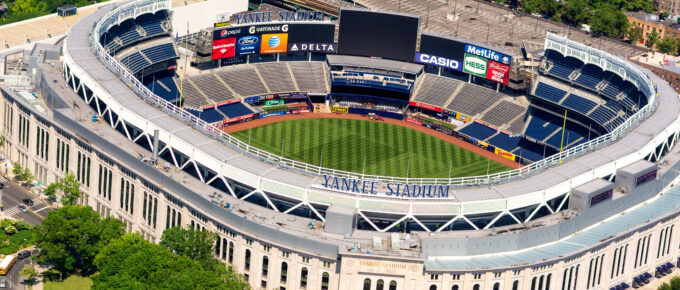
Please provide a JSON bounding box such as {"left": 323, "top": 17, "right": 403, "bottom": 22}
{"left": 260, "top": 33, "right": 288, "bottom": 54}
{"left": 462, "top": 53, "right": 487, "bottom": 78}
{"left": 415, "top": 53, "right": 462, "bottom": 71}
{"left": 465, "top": 44, "right": 511, "bottom": 66}
{"left": 236, "top": 35, "right": 260, "bottom": 56}
{"left": 212, "top": 37, "right": 236, "bottom": 60}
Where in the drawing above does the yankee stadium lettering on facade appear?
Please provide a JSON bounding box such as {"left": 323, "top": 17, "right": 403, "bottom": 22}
{"left": 320, "top": 175, "right": 450, "bottom": 198}
{"left": 465, "top": 44, "right": 511, "bottom": 65}
{"left": 235, "top": 11, "right": 326, "bottom": 25}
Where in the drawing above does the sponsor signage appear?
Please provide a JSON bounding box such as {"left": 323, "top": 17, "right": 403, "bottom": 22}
{"left": 220, "top": 56, "right": 246, "bottom": 66}
{"left": 244, "top": 96, "right": 261, "bottom": 103}
{"left": 465, "top": 44, "right": 511, "bottom": 65}
{"left": 463, "top": 53, "right": 487, "bottom": 78}
{"left": 234, "top": 10, "right": 325, "bottom": 25}
{"left": 236, "top": 35, "right": 260, "bottom": 56}
{"left": 288, "top": 42, "right": 336, "bottom": 53}
{"left": 409, "top": 101, "right": 443, "bottom": 112}
{"left": 259, "top": 112, "right": 286, "bottom": 118}
{"left": 261, "top": 33, "right": 288, "bottom": 54}
{"left": 405, "top": 118, "right": 423, "bottom": 126}
{"left": 212, "top": 38, "right": 236, "bottom": 60}
{"left": 332, "top": 106, "right": 348, "bottom": 113}
{"left": 415, "top": 53, "right": 461, "bottom": 71}
{"left": 319, "top": 175, "right": 450, "bottom": 198}
{"left": 486, "top": 60, "right": 510, "bottom": 85}
{"left": 224, "top": 114, "right": 254, "bottom": 124}
{"left": 265, "top": 99, "right": 284, "bottom": 106}
{"left": 494, "top": 147, "right": 515, "bottom": 161}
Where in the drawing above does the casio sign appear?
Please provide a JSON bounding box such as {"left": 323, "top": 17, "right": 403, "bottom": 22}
{"left": 238, "top": 36, "right": 259, "bottom": 45}
{"left": 415, "top": 53, "right": 461, "bottom": 71}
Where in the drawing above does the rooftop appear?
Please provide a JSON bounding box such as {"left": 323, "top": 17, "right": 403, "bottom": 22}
{"left": 625, "top": 11, "right": 680, "bottom": 30}
{"left": 630, "top": 52, "right": 680, "bottom": 75}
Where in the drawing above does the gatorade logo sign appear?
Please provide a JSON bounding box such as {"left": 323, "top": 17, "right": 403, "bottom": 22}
{"left": 463, "top": 53, "right": 487, "bottom": 77}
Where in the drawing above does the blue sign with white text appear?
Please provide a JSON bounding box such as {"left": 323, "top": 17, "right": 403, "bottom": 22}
{"left": 236, "top": 35, "right": 260, "bottom": 56}
{"left": 465, "top": 44, "right": 511, "bottom": 65}
{"left": 415, "top": 52, "right": 462, "bottom": 71}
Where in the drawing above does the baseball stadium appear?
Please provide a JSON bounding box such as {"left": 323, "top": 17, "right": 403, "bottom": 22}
{"left": 1, "top": 0, "right": 680, "bottom": 289}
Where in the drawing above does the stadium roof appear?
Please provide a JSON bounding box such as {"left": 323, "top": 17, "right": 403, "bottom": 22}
{"left": 327, "top": 54, "right": 423, "bottom": 74}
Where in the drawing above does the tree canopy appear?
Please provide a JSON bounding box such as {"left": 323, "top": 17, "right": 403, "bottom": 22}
{"left": 45, "top": 172, "right": 82, "bottom": 205}
{"left": 0, "top": 0, "right": 108, "bottom": 24}
{"left": 161, "top": 226, "right": 220, "bottom": 270}
{"left": 93, "top": 234, "right": 249, "bottom": 290}
{"left": 35, "top": 206, "right": 125, "bottom": 276}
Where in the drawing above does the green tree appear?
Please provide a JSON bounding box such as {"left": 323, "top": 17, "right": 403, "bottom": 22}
{"left": 647, "top": 29, "right": 660, "bottom": 49}
{"left": 659, "top": 282, "right": 672, "bottom": 290}
{"left": 44, "top": 172, "right": 82, "bottom": 205}
{"left": 670, "top": 276, "right": 680, "bottom": 290}
{"left": 589, "top": 4, "right": 629, "bottom": 37}
{"left": 562, "top": 0, "right": 590, "bottom": 25}
{"left": 93, "top": 234, "right": 249, "bottom": 289}
{"left": 658, "top": 36, "right": 678, "bottom": 54}
{"left": 12, "top": 162, "right": 22, "bottom": 177}
{"left": 35, "top": 205, "right": 125, "bottom": 278}
{"left": 21, "top": 167, "right": 33, "bottom": 186}
{"left": 19, "top": 264, "right": 38, "bottom": 288}
{"left": 627, "top": 26, "right": 643, "bottom": 44}
{"left": 160, "top": 226, "right": 220, "bottom": 270}
{"left": 8, "top": 0, "right": 47, "bottom": 15}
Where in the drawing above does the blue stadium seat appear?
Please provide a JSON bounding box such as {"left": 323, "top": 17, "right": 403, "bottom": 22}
{"left": 458, "top": 122, "right": 497, "bottom": 140}
{"left": 523, "top": 109, "right": 562, "bottom": 141}
{"left": 488, "top": 133, "right": 521, "bottom": 152}
{"left": 144, "top": 71, "right": 179, "bottom": 102}
{"left": 513, "top": 138, "right": 550, "bottom": 162}
{"left": 573, "top": 64, "right": 602, "bottom": 91}
{"left": 544, "top": 123, "right": 589, "bottom": 149}
{"left": 561, "top": 94, "right": 597, "bottom": 115}
{"left": 544, "top": 50, "right": 583, "bottom": 80}
{"left": 196, "top": 108, "right": 224, "bottom": 123}
{"left": 218, "top": 102, "right": 254, "bottom": 118}
{"left": 142, "top": 43, "right": 177, "bottom": 65}
{"left": 533, "top": 82, "right": 567, "bottom": 104}
{"left": 120, "top": 52, "right": 150, "bottom": 75}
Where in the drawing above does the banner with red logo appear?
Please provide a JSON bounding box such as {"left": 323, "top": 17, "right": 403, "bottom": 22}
{"left": 224, "top": 114, "right": 254, "bottom": 124}
{"left": 405, "top": 118, "right": 423, "bottom": 126}
{"left": 212, "top": 38, "right": 236, "bottom": 60}
{"left": 486, "top": 60, "right": 510, "bottom": 85}
{"left": 409, "top": 101, "right": 443, "bottom": 112}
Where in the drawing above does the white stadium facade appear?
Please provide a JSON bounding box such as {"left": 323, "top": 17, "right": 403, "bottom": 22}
{"left": 2, "top": 0, "right": 680, "bottom": 289}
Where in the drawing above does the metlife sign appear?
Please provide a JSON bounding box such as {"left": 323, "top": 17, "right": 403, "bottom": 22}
{"left": 415, "top": 53, "right": 461, "bottom": 71}
{"left": 465, "top": 44, "right": 511, "bottom": 66}
{"left": 462, "top": 53, "right": 488, "bottom": 78}
{"left": 288, "top": 43, "right": 337, "bottom": 53}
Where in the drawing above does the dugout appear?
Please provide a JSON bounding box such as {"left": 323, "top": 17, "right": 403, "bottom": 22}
{"left": 57, "top": 4, "right": 77, "bottom": 17}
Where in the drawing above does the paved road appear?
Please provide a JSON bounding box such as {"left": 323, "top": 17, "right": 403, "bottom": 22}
{"left": 0, "top": 255, "right": 33, "bottom": 289}
{"left": 0, "top": 176, "right": 54, "bottom": 226}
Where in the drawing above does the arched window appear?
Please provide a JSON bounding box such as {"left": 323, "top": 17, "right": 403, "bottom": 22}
{"left": 244, "top": 249, "right": 251, "bottom": 272}
{"left": 301, "top": 267, "right": 308, "bottom": 288}
{"left": 221, "top": 238, "right": 227, "bottom": 260}
{"left": 513, "top": 280, "right": 519, "bottom": 290}
{"left": 363, "top": 278, "right": 372, "bottom": 290}
{"left": 321, "top": 272, "right": 330, "bottom": 290}
{"left": 280, "top": 262, "right": 288, "bottom": 284}
{"left": 546, "top": 273, "right": 552, "bottom": 290}
{"left": 228, "top": 242, "right": 234, "bottom": 263}
{"left": 377, "top": 279, "right": 384, "bottom": 290}
{"left": 473, "top": 284, "right": 480, "bottom": 290}
{"left": 429, "top": 285, "right": 437, "bottom": 290}
{"left": 452, "top": 286, "right": 459, "bottom": 290}
{"left": 538, "top": 275, "right": 544, "bottom": 290}
{"left": 494, "top": 282, "right": 500, "bottom": 290}
{"left": 389, "top": 280, "right": 397, "bottom": 290}
{"left": 532, "top": 277, "right": 537, "bottom": 290}
{"left": 262, "top": 256, "right": 269, "bottom": 277}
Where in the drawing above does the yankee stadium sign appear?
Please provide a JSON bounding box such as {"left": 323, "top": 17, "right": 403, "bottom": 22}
{"left": 318, "top": 175, "right": 451, "bottom": 198}
{"left": 235, "top": 10, "right": 326, "bottom": 25}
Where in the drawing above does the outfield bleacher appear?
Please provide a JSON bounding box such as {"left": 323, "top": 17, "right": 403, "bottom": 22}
{"left": 533, "top": 81, "right": 567, "bottom": 104}
{"left": 459, "top": 121, "right": 497, "bottom": 140}
{"left": 144, "top": 70, "right": 179, "bottom": 102}
{"left": 189, "top": 73, "right": 235, "bottom": 103}
{"left": 218, "top": 102, "right": 254, "bottom": 118}
{"left": 141, "top": 42, "right": 177, "bottom": 64}
{"left": 412, "top": 74, "right": 463, "bottom": 107}
{"left": 257, "top": 62, "right": 297, "bottom": 92}
{"left": 523, "top": 109, "right": 561, "bottom": 141}
{"left": 488, "top": 133, "right": 521, "bottom": 152}
{"left": 513, "top": 138, "right": 549, "bottom": 162}
{"left": 480, "top": 100, "right": 526, "bottom": 128}
{"left": 179, "top": 81, "right": 208, "bottom": 109}
{"left": 447, "top": 84, "right": 503, "bottom": 117}
{"left": 560, "top": 93, "right": 598, "bottom": 115}
{"left": 215, "top": 66, "right": 268, "bottom": 97}
{"left": 100, "top": 11, "right": 170, "bottom": 54}
{"left": 289, "top": 62, "right": 327, "bottom": 92}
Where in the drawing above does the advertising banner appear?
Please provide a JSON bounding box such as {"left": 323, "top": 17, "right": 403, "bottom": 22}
{"left": 265, "top": 99, "right": 284, "bottom": 106}
{"left": 463, "top": 53, "right": 487, "bottom": 78}
{"left": 224, "top": 114, "right": 254, "bottom": 124}
{"left": 288, "top": 43, "right": 337, "bottom": 54}
{"left": 212, "top": 38, "right": 236, "bottom": 60}
{"left": 261, "top": 33, "right": 288, "bottom": 54}
{"left": 220, "top": 56, "right": 246, "bottom": 66}
{"left": 415, "top": 53, "right": 462, "bottom": 71}
{"left": 486, "top": 60, "right": 510, "bottom": 85}
{"left": 405, "top": 118, "right": 423, "bottom": 126}
{"left": 409, "top": 101, "right": 443, "bottom": 112}
{"left": 494, "top": 148, "right": 515, "bottom": 161}
{"left": 465, "top": 44, "right": 511, "bottom": 65}
{"left": 259, "top": 112, "right": 286, "bottom": 118}
{"left": 236, "top": 35, "right": 260, "bottom": 56}
{"left": 244, "top": 96, "right": 261, "bottom": 103}
{"left": 332, "top": 106, "right": 349, "bottom": 113}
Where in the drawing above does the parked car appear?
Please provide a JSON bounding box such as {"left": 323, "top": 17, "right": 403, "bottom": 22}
{"left": 17, "top": 250, "right": 30, "bottom": 259}
{"left": 0, "top": 279, "right": 6, "bottom": 288}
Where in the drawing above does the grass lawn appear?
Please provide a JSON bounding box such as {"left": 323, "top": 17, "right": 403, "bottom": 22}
{"left": 231, "top": 118, "right": 510, "bottom": 178}
{"left": 44, "top": 275, "right": 93, "bottom": 290}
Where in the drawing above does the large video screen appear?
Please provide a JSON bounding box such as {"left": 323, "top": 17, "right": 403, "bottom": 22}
{"left": 337, "top": 8, "right": 419, "bottom": 62}
{"left": 418, "top": 33, "right": 466, "bottom": 63}
{"left": 212, "top": 23, "right": 336, "bottom": 60}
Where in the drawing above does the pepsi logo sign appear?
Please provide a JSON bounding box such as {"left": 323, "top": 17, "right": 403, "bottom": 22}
{"left": 221, "top": 30, "right": 228, "bottom": 38}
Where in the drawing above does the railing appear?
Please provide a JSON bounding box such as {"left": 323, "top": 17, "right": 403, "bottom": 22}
{"left": 89, "top": 0, "right": 658, "bottom": 187}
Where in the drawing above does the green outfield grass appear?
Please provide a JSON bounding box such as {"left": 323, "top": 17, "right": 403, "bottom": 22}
{"left": 231, "top": 118, "right": 511, "bottom": 178}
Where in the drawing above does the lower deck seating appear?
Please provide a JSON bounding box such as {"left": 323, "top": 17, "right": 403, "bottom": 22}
{"left": 144, "top": 71, "right": 179, "bottom": 102}
{"left": 458, "top": 122, "right": 497, "bottom": 140}
{"left": 488, "top": 133, "right": 521, "bottom": 152}
{"left": 218, "top": 102, "right": 254, "bottom": 118}
{"left": 523, "top": 109, "right": 561, "bottom": 141}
